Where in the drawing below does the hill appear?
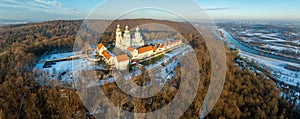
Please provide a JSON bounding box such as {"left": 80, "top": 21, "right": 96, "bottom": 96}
{"left": 0, "top": 19, "right": 299, "bottom": 118}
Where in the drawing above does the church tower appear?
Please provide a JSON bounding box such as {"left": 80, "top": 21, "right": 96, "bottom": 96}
{"left": 123, "top": 25, "right": 131, "bottom": 47}
{"left": 124, "top": 26, "right": 130, "bottom": 40}
{"left": 116, "top": 24, "right": 122, "bottom": 44}
{"left": 135, "top": 26, "right": 141, "bottom": 39}
{"left": 133, "top": 26, "right": 144, "bottom": 47}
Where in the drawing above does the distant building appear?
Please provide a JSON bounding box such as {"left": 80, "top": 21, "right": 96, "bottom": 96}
{"left": 115, "top": 54, "right": 129, "bottom": 70}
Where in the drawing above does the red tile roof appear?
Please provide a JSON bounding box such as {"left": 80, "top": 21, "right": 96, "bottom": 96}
{"left": 153, "top": 47, "right": 158, "bottom": 51}
{"left": 127, "top": 46, "right": 135, "bottom": 52}
{"left": 102, "top": 50, "right": 111, "bottom": 60}
{"left": 131, "top": 59, "right": 139, "bottom": 63}
{"left": 116, "top": 54, "right": 129, "bottom": 62}
{"left": 97, "top": 43, "right": 104, "bottom": 49}
{"left": 138, "top": 46, "right": 153, "bottom": 54}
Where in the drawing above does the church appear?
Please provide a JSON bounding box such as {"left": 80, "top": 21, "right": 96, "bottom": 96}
{"left": 96, "top": 24, "right": 182, "bottom": 70}
{"left": 115, "top": 25, "right": 144, "bottom": 51}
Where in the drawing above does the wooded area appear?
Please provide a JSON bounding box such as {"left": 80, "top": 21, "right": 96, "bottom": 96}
{"left": 0, "top": 19, "right": 299, "bottom": 118}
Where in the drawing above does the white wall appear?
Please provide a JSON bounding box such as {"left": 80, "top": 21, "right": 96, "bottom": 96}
{"left": 115, "top": 60, "right": 129, "bottom": 70}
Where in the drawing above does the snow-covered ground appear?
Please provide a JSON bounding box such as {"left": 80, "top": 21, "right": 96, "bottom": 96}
{"left": 239, "top": 51, "right": 300, "bottom": 86}
{"left": 34, "top": 51, "right": 104, "bottom": 84}
{"left": 39, "top": 51, "right": 80, "bottom": 62}
{"left": 235, "top": 30, "right": 300, "bottom": 59}
{"left": 122, "top": 45, "right": 191, "bottom": 84}
{"left": 156, "top": 58, "right": 179, "bottom": 83}
{"left": 34, "top": 44, "right": 191, "bottom": 87}
{"left": 145, "top": 45, "right": 190, "bottom": 71}
{"left": 262, "top": 44, "right": 300, "bottom": 54}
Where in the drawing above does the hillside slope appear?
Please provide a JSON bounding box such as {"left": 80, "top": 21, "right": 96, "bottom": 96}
{"left": 0, "top": 19, "right": 298, "bottom": 118}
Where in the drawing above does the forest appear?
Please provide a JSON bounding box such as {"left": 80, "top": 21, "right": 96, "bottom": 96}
{"left": 0, "top": 19, "right": 299, "bottom": 118}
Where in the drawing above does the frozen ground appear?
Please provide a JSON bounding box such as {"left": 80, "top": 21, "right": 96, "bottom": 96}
{"left": 262, "top": 44, "right": 300, "bottom": 55}
{"left": 34, "top": 44, "right": 190, "bottom": 87}
{"left": 239, "top": 51, "right": 300, "bottom": 87}
{"left": 235, "top": 30, "right": 300, "bottom": 60}
{"left": 34, "top": 51, "right": 103, "bottom": 84}
{"left": 145, "top": 45, "right": 190, "bottom": 71}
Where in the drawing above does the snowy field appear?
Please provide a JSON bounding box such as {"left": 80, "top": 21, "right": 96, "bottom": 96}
{"left": 239, "top": 51, "right": 300, "bottom": 86}
{"left": 34, "top": 51, "right": 103, "bottom": 84}
{"left": 34, "top": 44, "right": 190, "bottom": 87}
{"left": 239, "top": 31, "right": 300, "bottom": 59}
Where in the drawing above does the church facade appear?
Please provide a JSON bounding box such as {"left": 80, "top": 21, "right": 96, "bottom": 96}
{"left": 115, "top": 25, "right": 144, "bottom": 51}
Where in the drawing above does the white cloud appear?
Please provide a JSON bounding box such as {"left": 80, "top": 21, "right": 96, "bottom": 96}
{"left": 33, "top": 0, "right": 64, "bottom": 9}
{"left": 0, "top": 0, "right": 79, "bottom": 18}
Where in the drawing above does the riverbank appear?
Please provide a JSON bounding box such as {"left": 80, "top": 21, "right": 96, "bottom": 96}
{"left": 220, "top": 29, "right": 300, "bottom": 64}
{"left": 226, "top": 29, "right": 300, "bottom": 62}
{"left": 220, "top": 28, "right": 300, "bottom": 89}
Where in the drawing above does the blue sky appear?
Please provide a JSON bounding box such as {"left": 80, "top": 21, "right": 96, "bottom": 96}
{"left": 0, "top": 0, "right": 300, "bottom": 21}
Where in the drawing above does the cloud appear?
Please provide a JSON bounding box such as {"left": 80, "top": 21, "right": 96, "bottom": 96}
{"left": 33, "top": 0, "right": 63, "bottom": 9}
{"left": 0, "top": 0, "right": 78, "bottom": 15}
{"left": 203, "top": 7, "right": 235, "bottom": 11}
{"left": 0, "top": 0, "right": 22, "bottom": 8}
{"left": 2, "top": 0, "right": 20, "bottom": 4}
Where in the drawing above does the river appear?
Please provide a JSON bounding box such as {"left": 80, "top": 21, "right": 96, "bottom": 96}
{"left": 220, "top": 29, "right": 300, "bottom": 64}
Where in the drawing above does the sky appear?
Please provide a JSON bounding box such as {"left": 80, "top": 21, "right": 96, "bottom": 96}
{"left": 0, "top": 0, "right": 300, "bottom": 21}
